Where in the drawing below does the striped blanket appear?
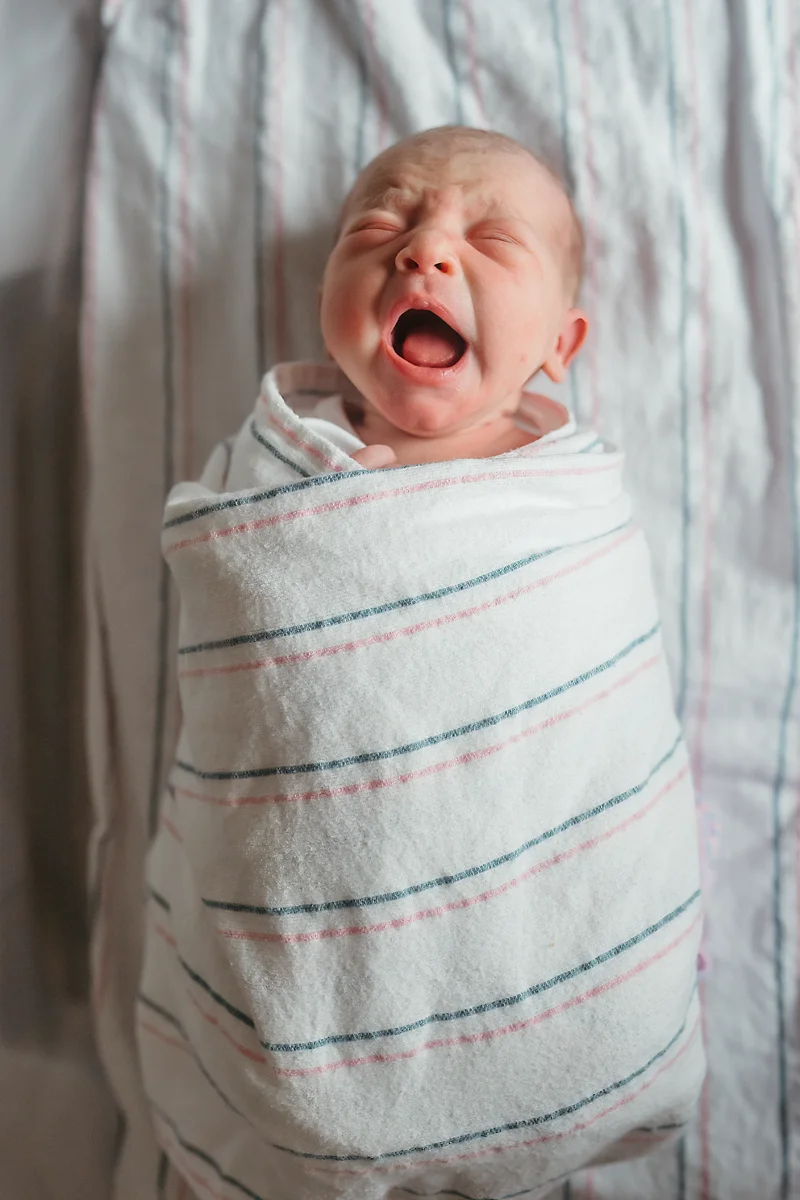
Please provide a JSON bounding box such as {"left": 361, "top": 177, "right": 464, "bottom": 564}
{"left": 139, "top": 363, "right": 705, "bottom": 1199}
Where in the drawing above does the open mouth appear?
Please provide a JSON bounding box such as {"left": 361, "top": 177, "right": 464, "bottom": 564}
{"left": 391, "top": 308, "right": 468, "bottom": 369}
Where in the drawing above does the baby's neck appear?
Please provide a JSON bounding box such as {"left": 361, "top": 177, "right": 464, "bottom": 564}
{"left": 346, "top": 393, "right": 564, "bottom": 465}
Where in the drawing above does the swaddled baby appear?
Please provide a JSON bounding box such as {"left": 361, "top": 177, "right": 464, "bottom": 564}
{"left": 139, "top": 127, "right": 705, "bottom": 1200}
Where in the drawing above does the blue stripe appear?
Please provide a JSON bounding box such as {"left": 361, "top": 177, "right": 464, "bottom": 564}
{"left": 442, "top": 0, "right": 465, "bottom": 123}
{"left": 273, "top": 999, "right": 698, "bottom": 1160}
{"left": 768, "top": 8, "right": 797, "bottom": 1195}
{"left": 152, "top": 1105, "right": 268, "bottom": 1200}
{"left": 202, "top": 733, "right": 683, "bottom": 915}
{"left": 174, "top": 890, "right": 699, "bottom": 1051}
{"left": 153, "top": 1099, "right": 573, "bottom": 1200}
{"left": 676, "top": 1135, "right": 687, "bottom": 1200}
{"left": 139, "top": 994, "right": 248, "bottom": 1121}
{"left": 176, "top": 623, "right": 659, "bottom": 780}
{"left": 156, "top": 1152, "right": 170, "bottom": 1200}
{"left": 178, "top": 521, "right": 630, "bottom": 655}
{"left": 156, "top": 1000, "right": 696, "bottom": 1170}
{"left": 262, "top": 892, "right": 700, "bottom": 1052}
{"left": 249, "top": 419, "right": 310, "bottom": 477}
{"left": 139, "top": 992, "right": 183, "bottom": 1032}
{"left": 398, "top": 1172, "right": 575, "bottom": 1200}
{"left": 221, "top": 436, "right": 234, "bottom": 485}
{"left": 149, "top": 0, "right": 179, "bottom": 839}
{"left": 164, "top": 463, "right": 387, "bottom": 530}
{"left": 163, "top": 448, "right": 608, "bottom": 532}
{"left": 663, "top": 0, "right": 691, "bottom": 721}
{"left": 579, "top": 435, "right": 602, "bottom": 453}
{"left": 178, "top": 954, "right": 256, "bottom": 1029}
{"left": 149, "top": 886, "right": 171, "bottom": 913}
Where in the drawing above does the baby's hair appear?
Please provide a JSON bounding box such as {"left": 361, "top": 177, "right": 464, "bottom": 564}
{"left": 338, "top": 125, "right": 585, "bottom": 303}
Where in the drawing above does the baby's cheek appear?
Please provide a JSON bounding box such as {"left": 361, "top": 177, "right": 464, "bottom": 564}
{"left": 323, "top": 281, "right": 372, "bottom": 353}
{"left": 337, "top": 301, "right": 370, "bottom": 344}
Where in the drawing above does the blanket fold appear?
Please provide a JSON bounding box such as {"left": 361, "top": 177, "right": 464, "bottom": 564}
{"left": 140, "top": 363, "right": 705, "bottom": 1200}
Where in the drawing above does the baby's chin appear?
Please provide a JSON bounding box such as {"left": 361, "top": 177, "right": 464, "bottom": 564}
{"left": 368, "top": 391, "right": 485, "bottom": 438}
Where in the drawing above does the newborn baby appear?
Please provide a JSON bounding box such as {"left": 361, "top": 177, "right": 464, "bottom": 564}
{"left": 317, "top": 125, "right": 587, "bottom": 469}
{"left": 140, "top": 127, "right": 705, "bottom": 1200}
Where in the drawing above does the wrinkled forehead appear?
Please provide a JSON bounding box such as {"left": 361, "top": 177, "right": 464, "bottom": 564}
{"left": 341, "top": 143, "right": 569, "bottom": 234}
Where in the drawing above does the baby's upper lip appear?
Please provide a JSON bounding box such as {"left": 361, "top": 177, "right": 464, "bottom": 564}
{"left": 383, "top": 294, "right": 471, "bottom": 347}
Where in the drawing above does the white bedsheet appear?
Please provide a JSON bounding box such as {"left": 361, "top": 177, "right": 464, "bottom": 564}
{"left": 83, "top": 2, "right": 800, "bottom": 1198}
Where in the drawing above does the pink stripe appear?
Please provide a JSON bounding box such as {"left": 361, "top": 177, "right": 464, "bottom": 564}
{"left": 178, "top": 0, "right": 194, "bottom": 478}
{"left": 570, "top": 0, "right": 601, "bottom": 427}
{"left": 217, "top": 764, "right": 687, "bottom": 945}
{"left": 155, "top": 922, "right": 178, "bottom": 950}
{"left": 310, "top": 1016, "right": 701, "bottom": 1176}
{"left": 683, "top": 3, "right": 714, "bottom": 1196}
{"left": 186, "top": 991, "right": 267, "bottom": 1064}
{"left": 162, "top": 815, "right": 183, "bottom": 843}
{"left": 182, "top": 1167, "right": 227, "bottom": 1200}
{"left": 139, "top": 1017, "right": 191, "bottom": 1056}
{"left": 363, "top": 0, "right": 388, "bottom": 150}
{"left": 272, "top": 911, "right": 701, "bottom": 1077}
{"left": 156, "top": 1131, "right": 230, "bottom": 1200}
{"left": 266, "top": 410, "right": 343, "bottom": 471}
{"left": 164, "top": 460, "right": 618, "bottom": 554}
{"left": 271, "top": 0, "right": 288, "bottom": 361}
{"left": 183, "top": 1168, "right": 227, "bottom": 1200}
{"left": 583, "top": 1171, "right": 595, "bottom": 1198}
{"left": 179, "top": 528, "right": 637, "bottom": 678}
{"left": 175, "top": 653, "right": 660, "bottom": 808}
{"left": 463, "top": 0, "right": 488, "bottom": 125}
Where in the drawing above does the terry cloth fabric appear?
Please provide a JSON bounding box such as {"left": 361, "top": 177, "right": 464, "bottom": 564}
{"left": 138, "top": 362, "right": 705, "bottom": 1200}
{"left": 83, "top": 5, "right": 800, "bottom": 1199}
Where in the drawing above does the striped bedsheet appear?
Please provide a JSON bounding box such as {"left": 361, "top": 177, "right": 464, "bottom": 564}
{"left": 83, "top": 2, "right": 800, "bottom": 1198}
{"left": 136, "top": 362, "right": 704, "bottom": 1198}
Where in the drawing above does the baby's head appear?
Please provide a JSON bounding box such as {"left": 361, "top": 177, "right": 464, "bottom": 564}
{"left": 320, "top": 126, "right": 588, "bottom": 440}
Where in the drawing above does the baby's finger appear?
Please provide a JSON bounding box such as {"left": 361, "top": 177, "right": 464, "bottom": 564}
{"left": 351, "top": 444, "right": 398, "bottom": 469}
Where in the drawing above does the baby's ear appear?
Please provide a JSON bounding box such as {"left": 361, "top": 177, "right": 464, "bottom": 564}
{"left": 541, "top": 309, "right": 589, "bottom": 383}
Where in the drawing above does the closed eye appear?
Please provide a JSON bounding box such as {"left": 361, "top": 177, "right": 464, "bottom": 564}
{"left": 346, "top": 214, "right": 405, "bottom": 236}
{"left": 470, "top": 226, "right": 525, "bottom": 246}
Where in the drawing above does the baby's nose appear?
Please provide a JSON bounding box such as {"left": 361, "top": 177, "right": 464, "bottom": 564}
{"left": 395, "top": 230, "right": 458, "bottom": 276}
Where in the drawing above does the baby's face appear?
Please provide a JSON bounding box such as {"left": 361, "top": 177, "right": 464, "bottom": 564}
{"left": 320, "top": 143, "right": 584, "bottom": 438}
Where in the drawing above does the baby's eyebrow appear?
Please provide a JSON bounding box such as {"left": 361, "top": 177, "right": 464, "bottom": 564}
{"left": 357, "top": 181, "right": 417, "bottom": 212}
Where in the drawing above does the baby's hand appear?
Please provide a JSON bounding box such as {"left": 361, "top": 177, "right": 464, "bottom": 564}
{"left": 351, "top": 444, "right": 398, "bottom": 469}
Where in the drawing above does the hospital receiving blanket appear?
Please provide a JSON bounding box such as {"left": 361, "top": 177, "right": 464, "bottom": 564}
{"left": 84, "top": 4, "right": 800, "bottom": 1199}
{"left": 139, "top": 363, "right": 704, "bottom": 1200}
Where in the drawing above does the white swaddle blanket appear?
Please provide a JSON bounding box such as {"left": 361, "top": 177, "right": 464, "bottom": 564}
{"left": 139, "top": 363, "right": 705, "bottom": 1200}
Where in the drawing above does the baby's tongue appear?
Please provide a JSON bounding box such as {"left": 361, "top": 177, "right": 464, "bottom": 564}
{"left": 398, "top": 312, "right": 464, "bottom": 368}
